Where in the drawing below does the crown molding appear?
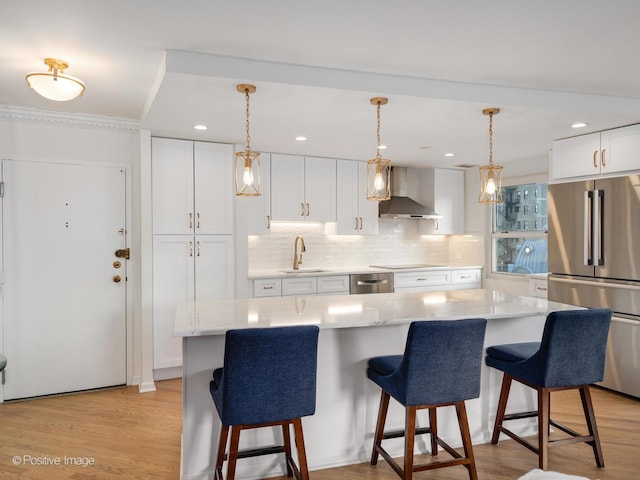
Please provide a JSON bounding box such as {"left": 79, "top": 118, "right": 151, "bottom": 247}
{"left": 0, "top": 105, "right": 139, "bottom": 132}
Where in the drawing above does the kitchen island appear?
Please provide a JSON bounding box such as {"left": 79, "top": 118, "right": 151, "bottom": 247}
{"left": 176, "top": 289, "right": 579, "bottom": 480}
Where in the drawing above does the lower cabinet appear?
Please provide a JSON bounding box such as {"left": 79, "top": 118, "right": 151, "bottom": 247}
{"left": 153, "top": 234, "right": 234, "bottom": 370}
{"left": 253, "top": 275, "right": 350, "bottom": 297}
{"left": 394, "top": 268, "right": 482, "bottom": 293}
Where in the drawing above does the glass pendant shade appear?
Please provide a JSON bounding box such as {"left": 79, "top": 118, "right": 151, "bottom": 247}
{"left": 366, "top": 97, "right": 392, "bottom": 201}
{"left": 235, "top": 84, "right": 261, "bottom": 196}
{"left": 235, "top": 149, "right": 261, "bottom": 196}
{"left": 367, "top": 158, "right": 391, "bottom": 201}
{"left": 478, "top": 107, "right": 503, "bottom": 204}
{"left": 25, "top": 58, "right": 85, "bottom": 102}
{"left": 479, "top": 163, "right": 503, "bottom": 203}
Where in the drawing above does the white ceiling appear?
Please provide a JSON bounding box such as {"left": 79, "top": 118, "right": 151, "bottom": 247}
{"left": 3, "top": 1, "right": 640, "bottom": 173}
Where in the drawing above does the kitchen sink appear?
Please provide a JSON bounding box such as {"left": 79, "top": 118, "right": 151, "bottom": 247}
{"left": 279, "top": 268, "right": 329, "bottom": 274}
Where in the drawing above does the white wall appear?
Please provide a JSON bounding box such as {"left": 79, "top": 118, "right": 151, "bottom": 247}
{"left": 0, "top": 106, "right": 144, "bottom": 387}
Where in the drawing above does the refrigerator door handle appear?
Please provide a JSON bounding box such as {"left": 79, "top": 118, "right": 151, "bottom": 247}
{"left": 595, "top": 189, "right": 604, "bottom": 266}
{"left": 550, "top": 276, "right": 640, "bottom": 291}
{"left": 584, "top": 190, "right": 593, "bottom": 266}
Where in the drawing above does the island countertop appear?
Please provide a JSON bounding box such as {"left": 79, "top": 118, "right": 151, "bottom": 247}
{"left": 174, "top": 288, "right": 579, "bottom": 336}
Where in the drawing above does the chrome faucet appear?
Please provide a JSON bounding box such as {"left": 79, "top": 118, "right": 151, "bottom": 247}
{"left": 293, "top": 235, "right": 306, "bottom": 270}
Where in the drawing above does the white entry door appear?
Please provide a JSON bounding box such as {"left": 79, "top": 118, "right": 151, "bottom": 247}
{"left": 1, "top": 160, "right": 127, "bottom": 400}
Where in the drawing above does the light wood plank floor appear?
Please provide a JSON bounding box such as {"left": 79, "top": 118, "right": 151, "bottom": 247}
{"left": 0, "top": 379, "right": 638, "bottom": 479}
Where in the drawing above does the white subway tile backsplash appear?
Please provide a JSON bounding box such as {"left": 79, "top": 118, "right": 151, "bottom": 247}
{"left": 248, "top": 220, "right": 474, "bottom": 270}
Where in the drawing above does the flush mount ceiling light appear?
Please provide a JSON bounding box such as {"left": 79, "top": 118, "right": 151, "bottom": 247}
{"left": 235, "top": 84, "right": 261, "bottom": 197}
{"left": 478, "top": 107, "right": 504, "bottom": 204}
{"left": 366, "top": 97, "right": 391, "bottom": 201}
{"left": 25, "top": 58, "right": 85, "bottom": 101}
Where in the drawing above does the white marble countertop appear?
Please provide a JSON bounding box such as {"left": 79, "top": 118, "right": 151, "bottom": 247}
{"left": 248, "top": 264, "right": 484, "bottom": 279}
{"left": 174, "top": 288, "right": 579, "bottom": 336}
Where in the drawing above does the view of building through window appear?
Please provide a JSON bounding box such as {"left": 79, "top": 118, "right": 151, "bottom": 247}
{"left": 492, "top": 182, "right": 548, "bottom": 274}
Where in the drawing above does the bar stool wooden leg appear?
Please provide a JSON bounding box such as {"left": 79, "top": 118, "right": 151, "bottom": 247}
{"left": 538, "top": 388, "right": 550, "bottom": 470}
{"left": 456, "top": 402, "right": 478, "bottom": 480}
{"left": 580, "top": 385, "right": 605, "bottom": 468}
{"left": 429, "top": 408, "right": 438, "bottom": 455}
{"left": 226, "top": 426, "right": 241, "bottom": 480}
{"left": 371, "top": 391, "right": 390, "bottom": 465}
{"left": 293, "top": 418, "right": 310, "bottom": 480}
{"left": 282, "top": 423, "right": 294, "bottom": 477}
{"left": 215, "top": 425, "right": 229, "bottom": 480}
{"left": 492, "top": 374, "right": 512, "bottom": 444}
{"left": 404, "top": 406, "right": 417, "bottom": 480}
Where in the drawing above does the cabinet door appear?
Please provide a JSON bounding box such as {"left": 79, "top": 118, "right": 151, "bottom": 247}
{"left": 304, "top": 156, "right": 336, "bottom": 222}
{"left": 194, "top": 235, "right": 234, "bottom": 301}
{"left": 152, "top": 235, "right": 195, "bottom": 369}
{"left": 336, "top": 160, "right": 360, "bottom": 234}
{"left": 243, "top": 153, "right": 271, "bottom": 235}
{"left": 601, "top": 124, "right": 640, "bottom": 176}
{"left": 271, "top": 154, "right": 305, "bottom": 221}
{"left": 358, "top": 162, "right": 380, "bottom": 234}
{"left": 194, "top": 142, "right": 233, "bottom": 234}
{"left": 551, "top": 133, "right": 601, "bottom": 180}
{"left": 418, "top": 168, "right": 463, "bottom": 235}
{"left": 152, "top": 138, "right": 194, "bottom": 234}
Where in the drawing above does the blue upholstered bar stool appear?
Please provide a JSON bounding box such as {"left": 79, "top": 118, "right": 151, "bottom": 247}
{"left": 367, "top": 318, "right": 487, "bottom": 480}
{"left": 485, "top": 308, "right": 612, "bottom": 470}
{"left": 210, "top": 325, "right": 319, "bottom": 480}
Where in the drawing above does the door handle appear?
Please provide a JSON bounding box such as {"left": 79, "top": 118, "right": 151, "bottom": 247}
{"left": 584, "top": 191, "right": 593, "bottom": 266}
{"left": 112, "top": 275, "right": 122, "bottom": 283}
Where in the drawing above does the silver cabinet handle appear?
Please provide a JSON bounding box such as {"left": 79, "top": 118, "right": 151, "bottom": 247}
{"left": 306, "top": 203, "right": 310, "bottom": 216}
{"left": 263, "top": 285, "right": 274, "bottom": 290}
{"left": 189, "top": 212, "right": 193, "bottom": 229}
{"left": 197, "top": 241, "right": 201, "bottom": 257}
{"left": 189, "top": 241, "right": 193, "bottom": 257}
{"left": 267, "top": 215, "right": 271, "bottom": 229}
{"left": 301, "top": 203, "right": 305, "bottom": 216}
{"left": 196, "top": 212, "right": 200, "bottom": 229}
{"left": 355, "top": 217, "right": 359, "bottom": 230}
{"left": 356, "top": 279, "right": 388, "bottom": 285}
{"left": 359, "top": 217, "right": 363, "bottom": 230}
{"left": 434, "top": 219, "right": 439, "bottom": 231}
{"left": 536, "top": 286, "right": 548, "bottom": 291}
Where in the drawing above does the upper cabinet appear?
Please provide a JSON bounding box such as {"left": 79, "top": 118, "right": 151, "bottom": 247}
{"left": 271, "top": 154, "right": 336, "bottom": 222}
{"left": 152, "top": 138, "right": 233, "bottom": 234}
{"left": 417, "top": 168, "right": 464, "bottom": 235}
{"left": 551, "top": 124, "right": 640, "bottom": 182}
{"left": 336, "top": 160, "right": 379, "bottom": 234}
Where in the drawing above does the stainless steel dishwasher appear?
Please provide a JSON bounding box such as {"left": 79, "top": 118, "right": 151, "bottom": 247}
{"left": 350, "top": 273, "right": 394, "bottom": 294}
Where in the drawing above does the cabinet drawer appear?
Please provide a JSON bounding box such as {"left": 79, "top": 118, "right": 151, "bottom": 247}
{"left": 253, "top": 278, "right": 282, "bottom": 297}
{"left": 451, "top": 269, "right": 481, "bottom": 284}
{"left": 282, "top": 277, "right": 317, "bottom": 296}
{"left": 394, "top": 271, "right": 451, "bottom": 289}
{"left": 317, "top": 275, "right": 350, "bottom": 294}
{"left": 529, "top": 279, "right": 548, "bottom": 298}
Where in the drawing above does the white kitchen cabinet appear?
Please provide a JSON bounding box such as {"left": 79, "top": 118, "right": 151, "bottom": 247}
{"left": 417, "top": 168, "right": 464, "bottom": 235}
{"left": 551, "top": 124, "right": 640, "bottom": 181}
{"left": 450, "top": 268, "right": 482, "bottom": 290}
{"left": 252, "top": 274, "right": 350, "bottom": 297}
{"left": 271, "top": 154, "right": 336, "bottom": 222}
{"left": 242, "top": 153, "right": 272, "bottom": 235}
{"left": 528, "top": 277, "right": 548, "bottom": 298}
{"left": 394, "top": 270, "right": 451, "bottom": 292}
{"left": 336, "top": 160, "right": 379, "bottom": 234}
{"left": 152, "top": 138, "right": 233, "bottom": 234}
{"left": 152, "top": 235, "right": 233, "bottom": 370}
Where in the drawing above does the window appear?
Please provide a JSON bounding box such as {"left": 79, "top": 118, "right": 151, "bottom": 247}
{"left": 492, "top": 182, "right": 548, "bottom": 274}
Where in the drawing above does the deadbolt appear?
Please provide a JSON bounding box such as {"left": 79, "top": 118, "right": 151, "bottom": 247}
{"left": 113, "top": 275, "right": 122, "bottom": 283}
{"left": 115, "top": 248, "right": 130, "bottom": 259}
{"left": 113, "top": 261, "right": 122, "bottom": 269}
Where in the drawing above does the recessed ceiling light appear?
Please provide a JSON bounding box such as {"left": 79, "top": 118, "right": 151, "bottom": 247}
{"left": 194, "top": 125, "right": 207, "bottom": 131}
{"left": 444, "top": 152, "right": 455, "bottom": 157}
{"left": 571, "top": 122, "right": 587, "bottom": 129}
{"left": 295, "top": 136, "right": 307, "bottom": 141}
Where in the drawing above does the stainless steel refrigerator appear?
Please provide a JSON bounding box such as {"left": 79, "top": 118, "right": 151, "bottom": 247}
{"left": 548, "top": 175, "right": 640, "bottom": 398}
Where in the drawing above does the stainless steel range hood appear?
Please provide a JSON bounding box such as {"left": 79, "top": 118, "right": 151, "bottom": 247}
{"left": 378, "top": 167, "right": 442, "bottom": 219}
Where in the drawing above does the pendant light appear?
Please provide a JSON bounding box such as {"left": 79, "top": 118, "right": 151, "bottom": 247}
{"left": 367, "top": 97, "right": 391, "bottom": 201}
{"left": 479, "top": 107, "right": 503, "bottom": 204}
{"left": 235, "top": 84, "right": 261, "bottom": 196}
{"left": 25, "top": 58, "right": 85, "bottom": 102}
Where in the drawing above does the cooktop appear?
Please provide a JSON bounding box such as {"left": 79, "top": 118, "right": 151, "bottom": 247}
{"left": 369, "top": 264, "right": 445, "bottom": 269}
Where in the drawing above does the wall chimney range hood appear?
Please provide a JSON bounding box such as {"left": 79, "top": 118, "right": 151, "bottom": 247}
{"left": 378, "top": 167, "right": 442, "bottom": 219}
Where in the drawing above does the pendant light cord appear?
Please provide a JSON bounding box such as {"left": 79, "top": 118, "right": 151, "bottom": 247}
{"left": 488, "top": 111, "right": 494, "bottom": 167}
{"left": 245, "top": 90, "right": 251, "bottom": 152}
{"left": 376, "top": 101, "right": 382, "bottom": 159}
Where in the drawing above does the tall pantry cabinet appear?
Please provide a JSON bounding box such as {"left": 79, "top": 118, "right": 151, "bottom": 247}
{"left": 151, "top": 138, "right": 234, "bottom": 373}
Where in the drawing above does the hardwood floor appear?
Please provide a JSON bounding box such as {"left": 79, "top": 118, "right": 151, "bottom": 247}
{"left": 0, "top": 380, "right": 638, "bottom": 479}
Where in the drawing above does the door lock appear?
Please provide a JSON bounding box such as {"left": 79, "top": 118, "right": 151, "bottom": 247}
{"left": 115, "top": 248, "right": 130, "bottom": 260}
{"left": 113, "top": 275, "right": 122, "bottom": 283}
